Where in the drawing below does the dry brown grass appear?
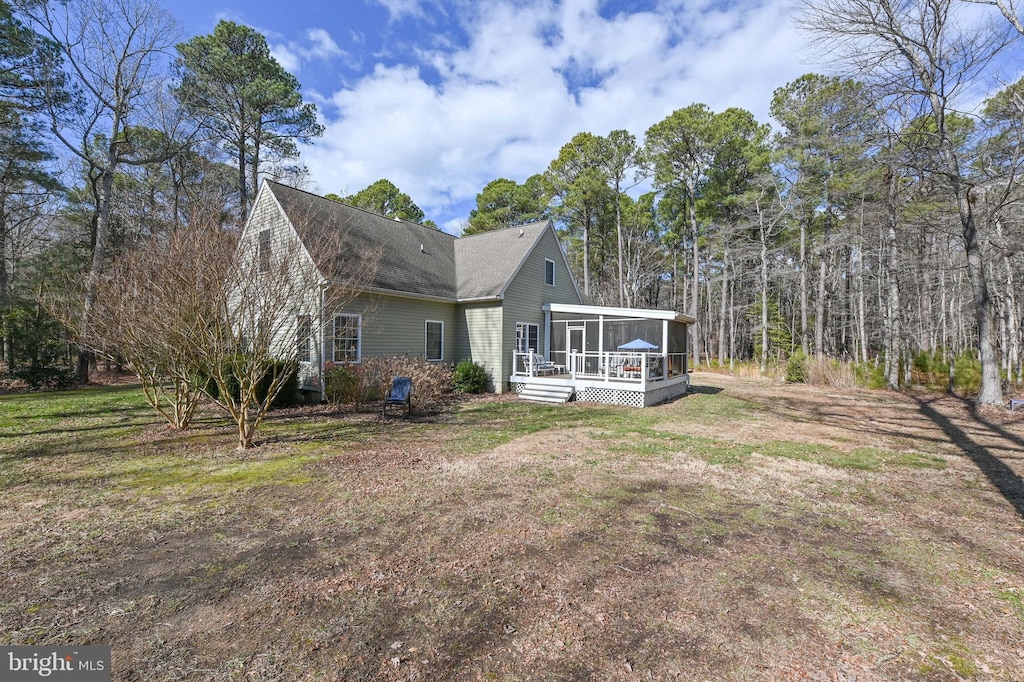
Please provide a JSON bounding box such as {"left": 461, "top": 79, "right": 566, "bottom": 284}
{"left": 1, "top": 376, "right": 1022, "bottom": 680}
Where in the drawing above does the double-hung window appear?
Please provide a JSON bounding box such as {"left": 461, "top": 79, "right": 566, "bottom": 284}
{"left": 296, "top": 314, "right": 312, "bottom": 362}
{"left": 425, "top": 320, "right": 444, "bottom": 361}
{"left": 332, "top": 314, "right": 360, "bottom": 362}
{"left": 516, "top": 322, "right": 539, "bottom": 354}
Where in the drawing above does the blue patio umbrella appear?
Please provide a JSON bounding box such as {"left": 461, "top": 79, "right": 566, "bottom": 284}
{"left": 617, "top": 338, "right": 658, "bottom": 351}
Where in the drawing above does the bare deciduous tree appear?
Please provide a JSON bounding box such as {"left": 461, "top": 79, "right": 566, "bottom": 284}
{"left": 797, "top": 0, "right": 1013, "bottom": 404}
{"left": 15, "top": 0, "right": 186, "bottom": 381}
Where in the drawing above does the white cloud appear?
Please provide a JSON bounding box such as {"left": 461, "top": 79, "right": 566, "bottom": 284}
{"left": 302, "top": 0, "right": 809, "bottom": 229}
{"left": 271, "top": 27, "right": 347, "bottom": 73}
{"left": 270, "top": 44, "right": 301, "bottom": 73}
{"left": 372, "top": 0, "right": 426, "bottom": 22}
{"left": 305, "top": 28, "right": 343, "bottom": 60}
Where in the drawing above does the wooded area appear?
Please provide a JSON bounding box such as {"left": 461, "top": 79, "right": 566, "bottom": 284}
{"left": 0, "top": 0, "right": 1021, "bottom": 405}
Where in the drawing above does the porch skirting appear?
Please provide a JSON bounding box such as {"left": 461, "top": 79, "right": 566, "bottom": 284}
{"left": 509, "top": 374, "right": 689, "bottom": 408}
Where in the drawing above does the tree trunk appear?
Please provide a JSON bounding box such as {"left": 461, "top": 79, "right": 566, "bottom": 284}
{"left": 689, "top": 190, "right": 700, "bottom": 366}
{"left": 884, "top": 174, "right": 901, "bottom": 391}
{"left": 238, "top": 130, "right": 248, "bottom": 224}
{"left": 718, "top": 248, "right": 728, "bottom": 366}
{"left": 800, "top": 218, "right": 809, "bottom": 355}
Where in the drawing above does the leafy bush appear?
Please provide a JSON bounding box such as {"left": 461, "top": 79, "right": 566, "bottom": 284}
{"left": 785, "top": 350, "right": 806, "bottom": 383}
{"left": 204, "top": 356, "right": 300, "bottom": 408}
{"left": 452, "top": 360, "right": 488, "bottom": 393}
{"left": 12, "top": 365, "right": 78, "bottom": 390}
{"left": 325, "top": 363, "right": 362, "bottom": 405}
{"left": 854, "top": 361, "right": 887, "bottom": 390}
{"left": 952, "top": 352, "right": 981, "bottom": 395}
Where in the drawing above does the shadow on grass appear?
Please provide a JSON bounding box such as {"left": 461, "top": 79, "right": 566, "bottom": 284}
{"left": 913, "top": 395, "right": 1024, "bottom": 518}
{"left": 688, "top": 384, "right": 724, "bottom": 395}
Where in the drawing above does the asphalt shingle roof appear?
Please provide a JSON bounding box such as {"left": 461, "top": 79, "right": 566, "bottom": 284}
{"left": 268, "top": 181, "right": 457, "bottom": 299}
{"left": 264, "top": 181, "right": 555, "bottom": 301}
{"left": 452, "top": 221, "right": 551, "bottom": 299}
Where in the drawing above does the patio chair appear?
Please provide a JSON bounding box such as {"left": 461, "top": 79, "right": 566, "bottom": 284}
{"left": 531, "top": 353, "right": 559, "bottom": 375}
{"left": 382, "top": 376, "right": 413, "bottom": 417}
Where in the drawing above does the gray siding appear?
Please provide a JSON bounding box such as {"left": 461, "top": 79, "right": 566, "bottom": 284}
{"left": 498, "top": 226, "right": 582, "bottom": 388}
{"left": 455, "top": 302, "right": 503, "bottom": 392}
{"left": 243, "top": 185, "right": 326, "bottom": 392}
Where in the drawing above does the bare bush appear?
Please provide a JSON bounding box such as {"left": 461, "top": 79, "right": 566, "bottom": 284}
{"left": 327, "top": 356, "right": 452, "bottom": 413}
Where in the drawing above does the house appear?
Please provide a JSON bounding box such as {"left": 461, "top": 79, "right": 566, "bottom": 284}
{"left": 243, "top": 180, "right": 694, "bottom": 406}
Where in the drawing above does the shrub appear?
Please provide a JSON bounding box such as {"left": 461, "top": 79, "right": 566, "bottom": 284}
{"left": 325, "top": 357, "right": 453, "bottom": 412}
{"left": 12, "top": 365, "right": 77, "bottom": 390}
{"left": 204, "top": 356, "right": 300, "bottom": 408}
{"left": 854, "top": 361, "right": 887, "bottom": 390}
{"left": 952, "top": 352, "right": 981, "bottom": 395}
{"left": 785, "top": 350, "right": 806, "bottom": 383}
{"left": 325, "top": 363, "right": 361, "bottom": 405}
{"left": 452, "top": 360, "right": 488, "bottom": 393}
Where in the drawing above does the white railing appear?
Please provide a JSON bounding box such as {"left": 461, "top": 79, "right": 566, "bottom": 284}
{"left": 511, "top": 350, "right": 563, "bottom": 377}
{"left": 512, "top": 350, "right": 688, "bottom": 384}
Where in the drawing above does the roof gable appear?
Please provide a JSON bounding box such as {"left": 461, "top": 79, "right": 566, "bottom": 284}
{"left": 453, "top": 221, "right": 552, "bottom": 300}
{"left": 257, "top": 181, "right": 584, "bottom": 303}
{"left": 265, "top": 181, "right": 458, "bottom": 299}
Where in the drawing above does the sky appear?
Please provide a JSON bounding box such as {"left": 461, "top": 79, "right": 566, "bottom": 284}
{"left": 162, "top": 0, "right": 832, "bottom": 232}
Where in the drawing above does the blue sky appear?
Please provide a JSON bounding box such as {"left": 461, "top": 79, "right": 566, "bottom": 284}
{"left": 161, "top": 1, "right": 824, "bottom": 231}
{"left": 159, "top": 0, "right": 824, "bottom": 231}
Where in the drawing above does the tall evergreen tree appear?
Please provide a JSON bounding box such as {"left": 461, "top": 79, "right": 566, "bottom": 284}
{"left": 175, "top": 20, "right": 324, "bottom": 223}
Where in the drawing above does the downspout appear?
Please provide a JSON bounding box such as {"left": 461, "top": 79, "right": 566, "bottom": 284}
{"left": 319, "top": 283, "right": 328, "bottom": 403}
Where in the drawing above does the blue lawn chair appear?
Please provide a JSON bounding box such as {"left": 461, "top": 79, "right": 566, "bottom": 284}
{"left": 382, "top": 376, "right": 412, "bottom": 417}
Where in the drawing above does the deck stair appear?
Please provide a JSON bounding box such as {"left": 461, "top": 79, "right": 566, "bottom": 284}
{"left": 519, "top": 382, "right": 574, "bottom": 404}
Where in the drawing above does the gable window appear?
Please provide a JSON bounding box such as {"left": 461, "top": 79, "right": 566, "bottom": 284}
{"left": 425, "top": 320, "right": 444, "bottom": 361}
{"left": 296, "top": 314, "right": 312, "bottom": 362}
{"left": 516, "top": 322, "right": 539, "bottom": 354}
{"left": 332, "top": 314, "right": 360, "bottom": 362}
{"left": 545, "top": 259, "right": 555, "bottom": 286}
{"left": 258, "top": 229, "right": 271, "bottom": 272}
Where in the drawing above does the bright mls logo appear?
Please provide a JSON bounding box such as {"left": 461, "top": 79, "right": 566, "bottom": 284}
{"left": 1, "top": 647, "right": 110, "bottom": 681}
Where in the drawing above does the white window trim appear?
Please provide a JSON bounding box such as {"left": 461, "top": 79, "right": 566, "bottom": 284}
{"left": 544, "top": 258, "right": 555, "bottom": 286}
{"left": 425, "top": 320, "right": 444, "bottom": 361}
{"left": 332, "top": 313, "right": 361, "bottom": 363}
{"left": 296, "top": 314, "right": 312, "bottom": 363}
{"left": 516, "top": 321, "right": 539, "bottom": 354}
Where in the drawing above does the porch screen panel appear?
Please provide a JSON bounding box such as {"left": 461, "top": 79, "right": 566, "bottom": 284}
{"left": 552, "top": 321, "right": 569, "bottom": 364}
{"left": 585, "top": 321, "right": 600, "bottom": 352}
{"left": 668, "top": 322, "right": 687, "bottom": 354}
{"left": 604, "top": 319, "right": 662, "bottom": 351}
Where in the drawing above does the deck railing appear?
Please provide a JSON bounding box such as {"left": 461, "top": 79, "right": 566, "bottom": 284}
{"left": 512, "top": 350, "right": 687, "bottom": 384}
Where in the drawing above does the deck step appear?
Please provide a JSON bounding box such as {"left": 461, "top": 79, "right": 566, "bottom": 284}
{"left": 519, "top": 383, "right": 574, "bottom": 404}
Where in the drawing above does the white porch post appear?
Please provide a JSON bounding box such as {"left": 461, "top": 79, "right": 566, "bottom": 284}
{"left": 662, "top": 320, "right": 669, "bottom": 380}
{"left": 543, "top": 309, "right": 551, "bottom": 360}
